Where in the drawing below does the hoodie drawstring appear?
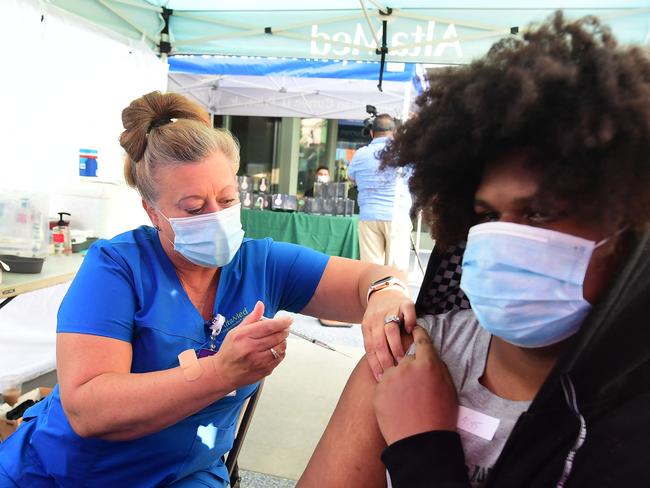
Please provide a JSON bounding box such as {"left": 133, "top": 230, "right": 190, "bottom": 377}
{"left": 556, "top": 374, "right": 587, "bottom": 488}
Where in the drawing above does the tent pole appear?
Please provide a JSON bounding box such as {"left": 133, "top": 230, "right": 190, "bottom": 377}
{"left": 159, "top": 7, "right": 173, "bottom": 60}
{"left": 359, "top": 0, "right": 382, "bottom": 48}
{"left": 376, "top": 19, "right": 388, "bottom": 91}
{"left": 97, "top": 0, "right": 157, "bottom": 44}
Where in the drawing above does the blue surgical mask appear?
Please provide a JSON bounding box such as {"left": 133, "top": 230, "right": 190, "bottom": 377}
{"left": 459, "top": 222, "right": 611, "bottom": 348}
{"left": 158, "top": 203, "right": 244, "bottom": 268}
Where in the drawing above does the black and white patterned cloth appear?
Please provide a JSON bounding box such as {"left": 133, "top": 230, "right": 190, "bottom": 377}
{"left": 417, "top": 242, "right": 471, "bottom": 315}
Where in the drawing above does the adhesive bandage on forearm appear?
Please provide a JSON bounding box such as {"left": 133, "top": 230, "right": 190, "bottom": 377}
{"left": 178, "top": 349, "right": 203, "bottom": 381}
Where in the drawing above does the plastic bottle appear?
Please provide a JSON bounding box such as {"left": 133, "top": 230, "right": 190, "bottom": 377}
{"left": 52, "top": 212, "right": 71, "bottom": 255}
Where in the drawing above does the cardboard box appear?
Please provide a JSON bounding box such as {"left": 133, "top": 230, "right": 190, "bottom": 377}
{"left": 0, "top": 387, "right": 52, "bottom": 442}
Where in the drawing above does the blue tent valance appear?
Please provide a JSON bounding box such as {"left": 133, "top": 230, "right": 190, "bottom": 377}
{"left": 169, "top": 56, "right": 418, "bottom": 82}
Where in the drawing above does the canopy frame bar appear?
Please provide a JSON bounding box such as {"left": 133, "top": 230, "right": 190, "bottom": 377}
{"left": 96, "top": 0, "right": 159, "bottom": 43}
{"left": 167, "top": 12, "right": 521, "bottom": 61}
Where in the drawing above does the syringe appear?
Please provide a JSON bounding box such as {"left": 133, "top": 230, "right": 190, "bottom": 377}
{"left": 288, "top": 328, "right": 353, "bottom": 358}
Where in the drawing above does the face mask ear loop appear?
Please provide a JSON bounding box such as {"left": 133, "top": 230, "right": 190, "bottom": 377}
{"left": 153, "top": 207, "right": 171, "bottom": 233}
{"left": 594, "top": 226, "right": 629, "bottom": 250}
{"left": 161, "top": 232, "right": 176, "bottom": 249}
{"left": 155, "top": 208, "right": 186, "bottom": 260}
{"left": 156, "top": 208, "right": 171, "bottom": 225}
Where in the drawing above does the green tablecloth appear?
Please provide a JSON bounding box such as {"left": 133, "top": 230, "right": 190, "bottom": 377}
{"left": 241, "top": 208, "right": 359, "bottom": 259}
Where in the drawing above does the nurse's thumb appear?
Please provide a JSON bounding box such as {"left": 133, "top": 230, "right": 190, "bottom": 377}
{"left": 241, "top": 301, "right": 265, "bottom": 326}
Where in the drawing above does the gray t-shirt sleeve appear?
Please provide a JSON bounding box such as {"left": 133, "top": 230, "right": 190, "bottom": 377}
{"left": 404, "top": 310, "right": 531, "bottom": 487}
{"left": 410, "top": 310, "right": 482, "bottom": 386}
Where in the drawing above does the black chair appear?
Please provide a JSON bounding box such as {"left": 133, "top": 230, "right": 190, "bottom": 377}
{"left": 415, "top": 242, "right": 471, "bottom": 316}
{"left": 225, "top": 379, "right": 265, "bottom": 488}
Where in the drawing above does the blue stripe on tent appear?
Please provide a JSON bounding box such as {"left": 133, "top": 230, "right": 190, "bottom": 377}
{"left": 168, "top": 56, "right": 417, "bottom": 82}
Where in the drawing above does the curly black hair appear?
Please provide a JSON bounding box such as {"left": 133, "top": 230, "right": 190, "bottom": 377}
{"left": 382, "top": 12, "right": 650, "bottom": 247}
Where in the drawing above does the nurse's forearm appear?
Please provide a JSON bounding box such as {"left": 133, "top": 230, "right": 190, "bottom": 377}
{"left": 357, "top": 265, "right": 409, "bottom": 308}
{"left": 305, "top": 258, "right": 410, "bottom": 323}
{"left": 63, "top": 356, "right": 234, "bottom": 441}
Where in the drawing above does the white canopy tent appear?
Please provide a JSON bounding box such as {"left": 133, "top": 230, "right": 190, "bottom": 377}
{"left": 167, "top": 56, "right": 427, "bottom": 119}
{"left": 44, "top": 1, "right": 650, "bottom": 116}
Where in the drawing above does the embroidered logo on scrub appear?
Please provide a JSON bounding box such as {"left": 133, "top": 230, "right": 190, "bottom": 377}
{"left": 223, "top": 306, "right": 249, "bottom": 333}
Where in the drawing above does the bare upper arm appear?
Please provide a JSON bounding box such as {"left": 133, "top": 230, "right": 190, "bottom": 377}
{"left": 401, "top": 331, "right": 414, "bottom": 353}
{"left": 57, "top": 333, "right": 132, "bottom": 406}
{"left": 301, "top": 256, "right": 374, "bottom": 323}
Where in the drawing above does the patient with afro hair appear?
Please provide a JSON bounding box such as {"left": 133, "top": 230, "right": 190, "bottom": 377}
{"left": 300, "top": 11, "right": 650, "bottom": 488}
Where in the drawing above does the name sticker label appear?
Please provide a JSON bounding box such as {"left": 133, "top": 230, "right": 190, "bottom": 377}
{"left": 456, "top": 406, "right": 500, "bottom": 441}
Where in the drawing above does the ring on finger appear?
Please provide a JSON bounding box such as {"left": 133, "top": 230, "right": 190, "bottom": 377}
{"left": 383, "top": 315, "right": 401, "bottom": 325}
{"left": 269, "top": 347, "right": 280, "bottom": 360}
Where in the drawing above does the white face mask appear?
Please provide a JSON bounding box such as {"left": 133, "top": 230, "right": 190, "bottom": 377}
{"left": 158, "top": 203, "right": 244, "bottom": 268}
{"left": 460, "top": 222, "right": 614, "bottom": 348}
{"left": 316, "top": 174, "right": 330, "bottom": 183}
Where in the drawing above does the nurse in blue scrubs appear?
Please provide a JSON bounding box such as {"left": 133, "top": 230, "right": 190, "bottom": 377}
{"left": 0, "top": 91, "right": 415, "bottom": 487}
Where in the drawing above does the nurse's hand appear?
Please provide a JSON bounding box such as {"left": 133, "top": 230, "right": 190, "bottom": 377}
{"left": 373, "top": 326, "right": 458, "bottom": 445}
{"left": 362, "top": 289, "right": 416, "bottom": 382}
{"left": 211, "top": 301, "right": 290, "bottom": 391}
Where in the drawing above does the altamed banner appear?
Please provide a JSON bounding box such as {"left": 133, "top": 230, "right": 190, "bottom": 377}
{"left": 46, "top": 1, "right": 650, "bottom": 64}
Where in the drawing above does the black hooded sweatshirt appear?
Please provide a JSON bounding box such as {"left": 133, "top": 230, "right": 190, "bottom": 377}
{"left": 382, "top": 232, "right": 650, "bottom": 487}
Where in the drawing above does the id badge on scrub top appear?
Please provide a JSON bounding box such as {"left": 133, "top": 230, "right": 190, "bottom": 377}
{"left": 197, "top": 348, "right": 217, "bottom": 358}
{"left": 195, "top": 313, "right": 237, "bottom": 397}
{"left": 197, "top": 313, "right": 226, "bottom": 358}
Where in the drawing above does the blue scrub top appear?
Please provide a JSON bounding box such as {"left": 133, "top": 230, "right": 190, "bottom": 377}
{"left": 0, "top": 226, "right": 329, "bottom": 487}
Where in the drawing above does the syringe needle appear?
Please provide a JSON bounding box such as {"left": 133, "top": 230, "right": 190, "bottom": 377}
{"left": 261, "top": 316, "right": 353, "bottom": 358}
{"left": 289, "top": 329, "right": 353, "bottom": 358}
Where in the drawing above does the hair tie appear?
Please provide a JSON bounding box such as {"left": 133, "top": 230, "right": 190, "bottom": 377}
{"left": 147, "top": 117, "right": 176, "bottom": 134}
